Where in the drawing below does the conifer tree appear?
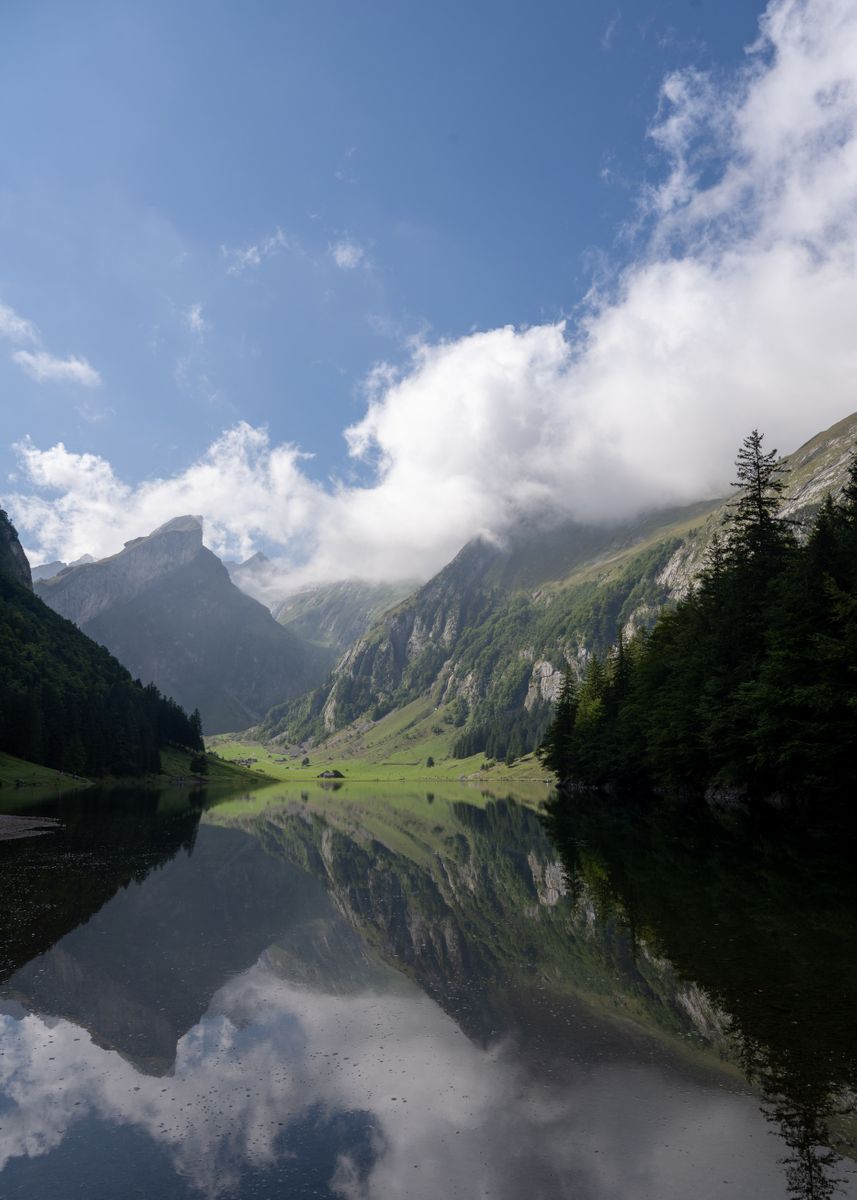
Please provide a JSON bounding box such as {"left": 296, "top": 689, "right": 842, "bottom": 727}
{"left": 727, "top": 429, "right": 791, "bottom": 561}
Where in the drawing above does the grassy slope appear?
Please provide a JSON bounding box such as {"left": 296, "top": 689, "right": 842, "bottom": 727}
{"left": 209, "top": 695, "right": 554, "bottom": 789}
{"left": 0, "top": 751, "right": 90, "bottom": 792}
{"left": 0, "top": 747, "right": 275, "bottom": 795}
{"left": 157, "top": 746, "right": 277, "bottom": 786}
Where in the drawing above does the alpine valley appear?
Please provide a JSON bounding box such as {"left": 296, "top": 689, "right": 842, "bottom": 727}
{"left": 15, "top": 411, "right": 857, "bottom": 777}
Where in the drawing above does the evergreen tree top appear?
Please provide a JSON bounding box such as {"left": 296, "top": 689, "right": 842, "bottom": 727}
{"left": 726, "top": 428, "right": 793, "bottom": 559}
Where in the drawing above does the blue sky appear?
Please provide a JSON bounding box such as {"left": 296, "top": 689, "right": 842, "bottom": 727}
{"left": 4, "top": 0, "right": 857, "bottom": 585}
{"left": 1, "top": 0, "right": 758, "bottom": 479}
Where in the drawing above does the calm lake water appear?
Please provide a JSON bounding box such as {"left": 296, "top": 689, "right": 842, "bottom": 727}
{"left": 1, "top": 783, "right": 855, "bottom": 1200}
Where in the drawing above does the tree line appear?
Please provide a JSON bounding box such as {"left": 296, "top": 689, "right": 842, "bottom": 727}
{"left": 0, "top": 572, "right": 203, "bottom": 777}
{"left": 540, "top": 431, "right": 857, "bottom": 802}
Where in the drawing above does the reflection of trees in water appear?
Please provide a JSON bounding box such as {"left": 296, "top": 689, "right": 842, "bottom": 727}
{"left": 544, "top": 797, "right": 857, "bottom": 1200}
{"left": 742, "top": 1035, "right": 843, "bottom": 1200}
{"left": 0, "top": 788, "right": 204, "bottom": 983}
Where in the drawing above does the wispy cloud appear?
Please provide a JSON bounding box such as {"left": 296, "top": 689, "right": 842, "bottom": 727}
{"left": 221, "top": 227, "right": 288, "bottom": 276}
{"left": 184, "top": 302, "right": 208, "bottom": 337}
{"left": 602, "top": 10, "right": 621, "bottom": 51}
{"left": 330, "top": 238, "right": 365, "bottom": 270}
{"left": 334, "top": 144, "right": 358, "bottom": 182}
{"left": 0, "top": 303, "right": 39, "bottom": 345}
{"left": 1, "top": 298, "right": 101, "bottom": 387}
{"left": 75, "top": 400, "right": 115, "bottom": 424}
{"left": 12, "top": 350, "right": 101, "bottom": 388}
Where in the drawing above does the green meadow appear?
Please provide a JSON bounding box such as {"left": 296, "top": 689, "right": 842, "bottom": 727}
{"left": 208, "top": 694, "right": 555, "bottom": 788}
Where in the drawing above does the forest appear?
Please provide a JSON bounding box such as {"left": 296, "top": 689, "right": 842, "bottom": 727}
{"left": 0, "top": 570, "right": 203, "bottom": 778}
{"left": 540, "top": 432, "right": 857, "bottom": 802}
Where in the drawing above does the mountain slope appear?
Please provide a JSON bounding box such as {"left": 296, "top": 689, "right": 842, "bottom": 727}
{"left": 0, "top": 510, "right": 201, "bottom": 776}
{"left": 36, "top": 516, "right": 330, "bottom": 735}
{"left": 273, "top": 579, "right": 417, "bottom": 657}
{"left": 261, "top": 413, "right": 857, "bottom": 759}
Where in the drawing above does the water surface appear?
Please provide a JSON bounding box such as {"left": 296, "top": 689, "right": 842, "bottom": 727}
{"left": 1, "top": 783, "right": 855, "bottom": 1199}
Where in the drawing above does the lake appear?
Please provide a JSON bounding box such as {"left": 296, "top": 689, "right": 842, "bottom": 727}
{"left": 1, "top": 782, "right": 855, "bottom": 1199}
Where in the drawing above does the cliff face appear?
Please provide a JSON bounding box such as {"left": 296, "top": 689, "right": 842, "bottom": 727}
{"left": 0, "top": 510, "right": 32, "bottom": 590}
{"left": 36, "top": 516, "right": 330, "bottom": 735}
{"left": 262, "top": 411, "right": 857, "bottom": 746}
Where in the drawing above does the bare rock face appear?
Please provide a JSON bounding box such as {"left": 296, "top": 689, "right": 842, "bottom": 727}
{"left": 36, "top": 515, "right": 205, "bottom": 626}
{"left": 0, "top": 510, "right": 32, "bottom": 590}
{"left": 525, "top": 660, "right": 562, "bottom": 710}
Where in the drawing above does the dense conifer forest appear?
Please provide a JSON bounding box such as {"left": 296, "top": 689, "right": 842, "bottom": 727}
{"left": 0, "top": 559, "right": 203, "bottom": 778}
{"left": 540, "top": 432, "right": 857, "bottom": 801}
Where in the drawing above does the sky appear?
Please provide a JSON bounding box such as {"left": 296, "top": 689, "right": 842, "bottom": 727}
{"left": 2, "top": 0, "right": 857, "bottom": 588}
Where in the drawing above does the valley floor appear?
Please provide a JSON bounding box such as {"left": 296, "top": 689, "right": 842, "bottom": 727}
{"left": 208, "top": 696, "right": 555, "bottom": 793}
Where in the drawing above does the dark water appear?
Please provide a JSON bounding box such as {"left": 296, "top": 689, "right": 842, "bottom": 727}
{"left": 1, "top": 784, "right": 855, "bottom": 1200}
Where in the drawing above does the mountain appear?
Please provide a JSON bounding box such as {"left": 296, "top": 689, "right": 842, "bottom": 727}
{"left": 0, "top": 510, "right": 201, "bottom": 776}
{"left": 260, "top": 412, "right": 857, "bottom": 760}
{"left": 30, "top": 560, "right": 66, "bottom": 582}
{"left": 31, "top": 555, "right": 95, "bottom": 583}
{"left": 223, "top": 550, "right": 270, "bottom": 594}
{"left": 273, "top": 579, "right": 418, "bottom": 657}
{"left": 35, "top": 516, "right": 331, "bottom": 735}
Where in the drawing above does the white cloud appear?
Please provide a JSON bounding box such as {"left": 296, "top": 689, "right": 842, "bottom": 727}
{"left": 12, "top": 350, "right": 101, "bottom": 387}
{"left": 1, "top": 298, "right": 101, "bottom": 387}
{"left": 8, "top": 424, "right": 323, "bottom": 566}
{"left": 221, "top": 227, "right": 288, "bottom": 275}
{"left": 0, "top": 302, "right": 39, "bottom": 345}
{"left": 7, "top": 0, "right": 857, "bottom": 590}
{"left": 331, "top": 239, "right": 365, "bottom": 270}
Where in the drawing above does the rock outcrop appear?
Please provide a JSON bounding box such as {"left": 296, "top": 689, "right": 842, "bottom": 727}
{"left": 0, "top": 509, "right": 32, "bottom": 590}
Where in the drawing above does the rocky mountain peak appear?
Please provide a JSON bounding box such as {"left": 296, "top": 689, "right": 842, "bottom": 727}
{"left": 35, "top": 514, "right": 206, "bottom": 626}
{"left": 150, "top": 514, "right": 205, "bottom": 539}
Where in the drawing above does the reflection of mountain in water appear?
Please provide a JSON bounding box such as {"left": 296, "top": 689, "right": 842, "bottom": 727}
{"left": 3, "top": 786, "right": 720, "bottom": 1079}
{"left": 226, "top": 791, "right": 729, "bottom": 1057}
{"left": 544, "top": 796, "right": 857, "bottom": 1200}
{"left": 2, "top": 805, "right": 392, "bottom": 1072}
{"left": 3, "top": 784, "right": 856, "bottom": 1200}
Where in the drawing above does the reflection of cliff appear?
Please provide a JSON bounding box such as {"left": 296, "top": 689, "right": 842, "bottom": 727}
{"left": 3, "top": 819, "right": 365, "bottom": 1072}
{"left": 544, "top": 797, "right": 857, "bottom": 1200}
{"left": 233, "top": 794, "right": 723, "bottom": 1056}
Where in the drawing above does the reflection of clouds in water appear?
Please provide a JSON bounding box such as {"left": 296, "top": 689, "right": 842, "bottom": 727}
{"left": 0, "top": 961, "right": 789, "bottom": 1200}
